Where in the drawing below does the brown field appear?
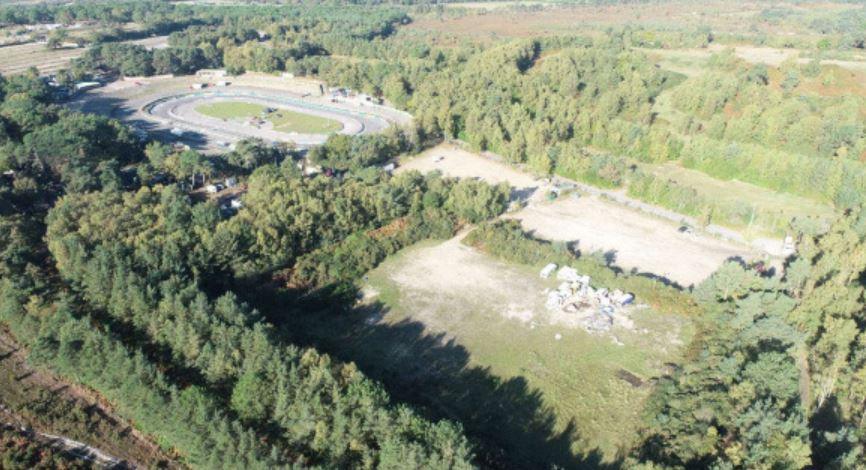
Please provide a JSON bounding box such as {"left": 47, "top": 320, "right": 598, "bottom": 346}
{"left": 0, "top": 42, "right": 85, "bottom": 75}
{"left": 408, "top": 2, "right": 787, "bottom": 39}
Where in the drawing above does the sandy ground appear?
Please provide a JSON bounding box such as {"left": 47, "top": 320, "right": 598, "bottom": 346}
{"left": 402, "top": 145, "right": 537, "bottom": 188}
{"left": 389, "top": 236, "right": 541, "bottom": 328}
{"left": 127, "top": 35, "right": 169, "bottom": 50}
{"left": 399, "top": 144, "right": 761, "bottom": 287}
{"left": 510, "top": 196, "right": 748, "bottom": 287}
{"left": 387, "top": 235, "right": 654, "bottom": 334}
{"left": 0, "top": 42, "right": 85, "bottom": 75}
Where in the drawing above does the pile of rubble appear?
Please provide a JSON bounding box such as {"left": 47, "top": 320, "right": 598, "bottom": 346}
{"left": 540, "top": 264, "right": 634, "bottom": 333}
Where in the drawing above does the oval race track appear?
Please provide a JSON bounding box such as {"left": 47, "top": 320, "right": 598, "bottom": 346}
{"left": 142, "top": 88, "right": 397, "bottom": 148}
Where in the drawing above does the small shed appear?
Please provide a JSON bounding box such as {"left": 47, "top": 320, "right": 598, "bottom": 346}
{"left": 225, "top": 177, "right": 237, "bottom": 188}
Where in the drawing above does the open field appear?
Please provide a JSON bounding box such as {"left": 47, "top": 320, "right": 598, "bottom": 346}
{"left": 290, "top": 236, "right": 691, "bottom": 466}
{"left": 444, "top": 1, "right": 552, "bottom": 9}
{"left": 408, "top": 1, "right": 819, "bottom": 39}
{"left": 400, "top": 144, "right": 768, "bottom": 287}
{"left": 645, "top": 45, "right": 866, "bottom": 78}
{"left": 127, "top": 35, "right": 170, "bottom": 50}
{"left": 196, "top": 100, "right": 344, "bottom": 134}
{"left": 0, "top": 42, "right": 85, "bottom": 75}
{"left": 510, "top": 195, "right": 756, "bottom": 287}
{"left": 196, "top": 100, "right": 265, "bottom": 119}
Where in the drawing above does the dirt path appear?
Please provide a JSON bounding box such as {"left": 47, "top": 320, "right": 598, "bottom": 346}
{"left": 0, "top": 419, "right": 123, "bottom": 468}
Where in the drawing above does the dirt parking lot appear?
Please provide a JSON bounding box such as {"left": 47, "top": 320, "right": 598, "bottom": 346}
{"left": 510, "top": 195, "right": 750, "bottom": 287}
{"left": 400, "top": 144, "right": 760, "bottom": 287}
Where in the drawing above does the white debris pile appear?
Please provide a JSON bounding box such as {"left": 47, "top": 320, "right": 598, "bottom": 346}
{"left": 539, "top": 263, "right": 557, "bottom": 279}
{"left": 543, "top": 266, "right": 635, "bottom": 333}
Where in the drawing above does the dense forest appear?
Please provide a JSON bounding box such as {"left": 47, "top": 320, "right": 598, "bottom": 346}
{"left": 0, "top": 69, "right": 488, "bottom": 467}
{"left": 636, "top": 211, "right": 866, "bottom": 468}
{"left": 2, "top": 0, "right": 866, "bottom": 468}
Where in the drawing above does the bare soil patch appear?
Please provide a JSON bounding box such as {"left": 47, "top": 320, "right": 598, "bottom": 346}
{"left": 510, "top": 195, "right": 752, "bottom": 287}
{"left": 388, "top": 235, "right": 542, "bottom": 329}
{"left": 0, "top": 42, "right": 85, "bottom": 75}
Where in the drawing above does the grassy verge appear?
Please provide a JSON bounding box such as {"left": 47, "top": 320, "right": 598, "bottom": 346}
{"left": 627, "top": 162, "right": 834, "bottom": 238}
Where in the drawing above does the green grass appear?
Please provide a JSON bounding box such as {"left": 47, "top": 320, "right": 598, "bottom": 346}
{"left": 195, "top": 100, "right": 343, "bottom": 134}
{"left": 195, "top": 101, "right": 264, "bottom": 119}
{"left": 286, "top": 239, "right": 692, "bottom": 467}
{"left": 639, "top": 47, "right": 713, "bottom": 77}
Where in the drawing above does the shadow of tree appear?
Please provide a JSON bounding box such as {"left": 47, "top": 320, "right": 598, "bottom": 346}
{"left": 253, "top": 284, "right": 622, "bottom": 470}
{"left": 75, "top": 93, "right": 213, "bottom": 153}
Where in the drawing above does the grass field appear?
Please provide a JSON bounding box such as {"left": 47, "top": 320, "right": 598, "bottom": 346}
{"left": 287, "top": 237, "right": 692, "bottom": 467}
{"left": 408, "top": 2, "right": 791, "bottom": 39}
{"left": 195, "top": 100, "right": 343, "bottom": 134}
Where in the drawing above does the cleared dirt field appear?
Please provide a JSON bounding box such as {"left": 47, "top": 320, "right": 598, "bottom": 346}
{"left": 127, "top": 35, "right": 170, "bottom": 50}
{"left": 400, "top": 144, "right": 762, "bottom": 287}
{"left": 401, "top": 144, "right": 537, "bottom": 189}
{"left": 292, "top": 236, "right": 690, "bottom": 466}
{"left": 0, "top": 43, "right": 85, "bottom": 75}
{"left": 511, "top": 196, "right": 751, "bottom": 287}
